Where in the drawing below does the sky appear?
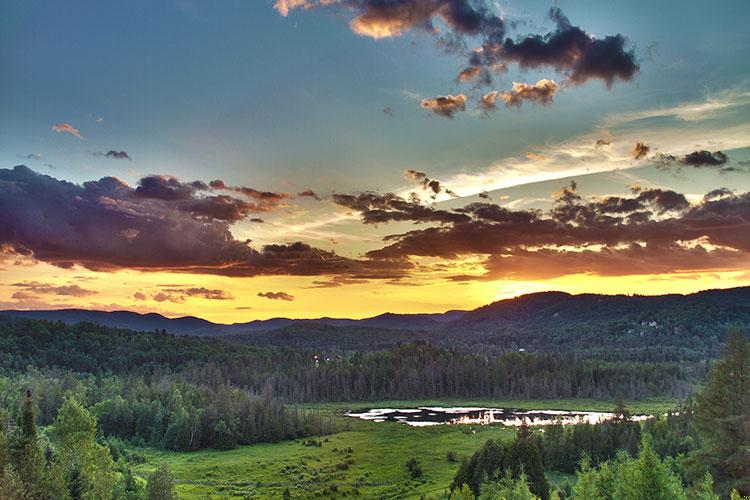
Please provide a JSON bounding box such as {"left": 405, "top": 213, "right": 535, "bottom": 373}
{"left": 1, "top": 0, "right": 749, "bottom": 322}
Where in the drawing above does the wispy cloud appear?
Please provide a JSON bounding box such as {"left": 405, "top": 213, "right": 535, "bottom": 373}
{"left": 431, "top": 85, "right": 750, "bottom": 198}
{"left": 600, "top": 83, "right": 750, "bottom": 125}
{"left": 52, "top": 123, "right": 84, "bottom": 140}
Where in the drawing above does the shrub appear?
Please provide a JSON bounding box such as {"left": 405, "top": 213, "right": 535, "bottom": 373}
{"left": 405, "top": 457, "right": 423, "bottom": 479}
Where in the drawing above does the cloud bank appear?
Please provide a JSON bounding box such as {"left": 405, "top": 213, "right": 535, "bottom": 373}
{"left": 0, "top": 166, "right": 409, "bottom": 280}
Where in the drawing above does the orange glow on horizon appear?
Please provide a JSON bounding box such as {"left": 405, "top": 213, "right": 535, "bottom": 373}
{"left": 0, "top": 259, "right": 746, "bottom": 323}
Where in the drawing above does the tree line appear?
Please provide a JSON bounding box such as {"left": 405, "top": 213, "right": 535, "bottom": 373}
{"left": 449, "top": 328, "right": 750, "bottom": 498}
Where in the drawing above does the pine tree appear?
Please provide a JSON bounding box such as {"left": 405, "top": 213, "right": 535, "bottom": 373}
{"left": 0, "top": 464, "right": 29, "bottom": 499}
{"left": 20, "top": 389, "right": 36, "bottom": 440}
{"left": 148, "top": 463, "right": 177, "bottom": 500}
{"left": 694, "top": 473, "right": 720, "bottom": 500}
{"left": 508, "top": 435, "right": 549, "bottom": 500}
{"left": 688, "top": 328, "right": 750, "bottom": 496}
{"left": 625, "top": 434, "right": 686, "bottom": 500}
{"left": 449, "top": 483, "right": 476, "bottom": 500}
{"left": 479, "top": 472, "right": 539, "bottom": 500}
{"left": 68, "top": 463, "right": 85, "bottom": 500}
{"left": 9, "top": 389, "right": 46, "bottom": 498}
{"left": 0, "top": 409, "right": 9, "bottom": 473}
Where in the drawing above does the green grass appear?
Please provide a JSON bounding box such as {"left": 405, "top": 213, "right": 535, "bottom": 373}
{"left": 132, "top": 397, "right": 677, "bottom": 499}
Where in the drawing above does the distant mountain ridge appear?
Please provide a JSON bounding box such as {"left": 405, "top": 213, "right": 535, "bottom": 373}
{"left": 2, "top": 287, "right": 749, "bottom": 358}
{"left": 0, "top": 306, "right": 469, "bottom": 336}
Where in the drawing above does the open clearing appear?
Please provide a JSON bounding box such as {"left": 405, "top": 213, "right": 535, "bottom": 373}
{"left": 133, "top": 398, "right": 674, "bottom": 499}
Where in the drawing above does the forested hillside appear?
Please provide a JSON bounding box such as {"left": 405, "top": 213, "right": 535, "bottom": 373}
{"left": 4, "top": 287, "right": 748, "bottom": 361}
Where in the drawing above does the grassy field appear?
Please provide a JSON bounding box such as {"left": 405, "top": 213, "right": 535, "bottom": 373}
{"left": 132, "top": 398, "right": 675, "bottom": 499}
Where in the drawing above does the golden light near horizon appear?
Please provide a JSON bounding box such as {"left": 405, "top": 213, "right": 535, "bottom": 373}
{"left": 2, "top": 250, "right": 747, "bottom": 323}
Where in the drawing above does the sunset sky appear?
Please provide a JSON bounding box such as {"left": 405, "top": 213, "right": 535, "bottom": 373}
{"left": 1, "top": 0, "right": 749, "bottom": 322}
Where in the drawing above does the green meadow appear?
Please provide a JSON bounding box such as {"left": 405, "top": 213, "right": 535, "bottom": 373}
{"left": 132, "top": 398, "right": 675, "bottom": 499}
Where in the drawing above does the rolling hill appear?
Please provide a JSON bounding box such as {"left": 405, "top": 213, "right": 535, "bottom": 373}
{"left": 3, "top": 286, "right": 748, "bottom": 359}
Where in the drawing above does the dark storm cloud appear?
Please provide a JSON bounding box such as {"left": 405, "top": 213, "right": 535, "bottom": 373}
{"left": 680, "top": 150, "right": 729, "bottom": 167}
{"left": 257, "top": 291, "right": 295, "bottom": 301}
{"left": 703, "top": 188, "right": 734, "bottom": 201}
{"left": 497, "top": 7, "right": 639, "bottom": 88}
{"left": 179, "top": 195, "right": 259, "bottom": 222}
{"left": 0, "top": 166, "right": 410, "bottom": 279}
{"left": 654, "top": 150, "right": 739, "bottom": 173}
{"left": 420, "top": 94, "right": 467, "bottom": 119}
{"left": 332, "top": 191, "right": 469, "bottom": 225}
{"left": 135, "top": 175, "right": 207, "bottom": 200}
{"left": 349, "top": 182, "right": 750, "bottom": 279}
{"left": 276, "top": 3, "right": 637, "bottom": 92}
{"left": 93, "top": 150, "right": 132, "bottom": 161}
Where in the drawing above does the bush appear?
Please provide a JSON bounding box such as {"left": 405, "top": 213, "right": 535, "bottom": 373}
{"left": 405, "top": 457, "right": 423, "bottom": 479}
{"left": 447, "top": 450, "right": 458, "bottom": 462}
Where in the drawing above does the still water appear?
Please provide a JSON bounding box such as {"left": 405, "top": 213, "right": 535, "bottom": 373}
{"left": 345, "top": 407, "right": 651, "bottom": 427}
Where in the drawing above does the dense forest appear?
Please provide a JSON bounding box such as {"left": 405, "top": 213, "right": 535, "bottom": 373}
{"left": 450, "top": 329, "right": 750, "bottom": 498}
{"left": 0, "top": 317, "right": 747, "bottom": 498}
{"left": 1, "top": 317, "right": 694, "bottom": 411}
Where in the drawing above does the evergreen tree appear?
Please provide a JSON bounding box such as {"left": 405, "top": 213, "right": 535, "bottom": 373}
{"left": 694, "top": 473, "right": 720, "bottom": 500}
{"left": 148, "top": 463, "right": 177, "bottom": 500}
{"left": 449, "top": 484, "right": 476, "bottom": 500}
{"left": 618, "top": 434, "right": 686, "bottom": 500}
{"left": 573, "top": 435, "right": 686, "bottom": 500}
{"left": 0, "top": 409, "right": 9, "bottom": 472}
{"left": 508, "top": 433, "right": 549, "bottom": 500}
{"left": 113, "top": 466, "right": 144, "bottom": 500}
{"left": 479, "top": 472, "right": 539, "bottom": 500}
{"left": 68, "top": 463, "right": 85, "bottom": 500}
{"left": 688, "top": 328, "right": 750, "bottom": 496}
{"left": 9, "top": 389, "right": 46, "bottom": 498}
{"left": 452, "top": 435, "right": 549, "bottom": 500}
{"left": 612, "top": 399, "right": 630, "bottom": 421}
{"left": 0, "top": 464, "right": 29, "bottom": 499}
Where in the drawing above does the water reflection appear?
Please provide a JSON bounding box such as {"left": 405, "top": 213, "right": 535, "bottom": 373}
{"left": 345, "top": 407, "right": 651, "bottom": 427}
